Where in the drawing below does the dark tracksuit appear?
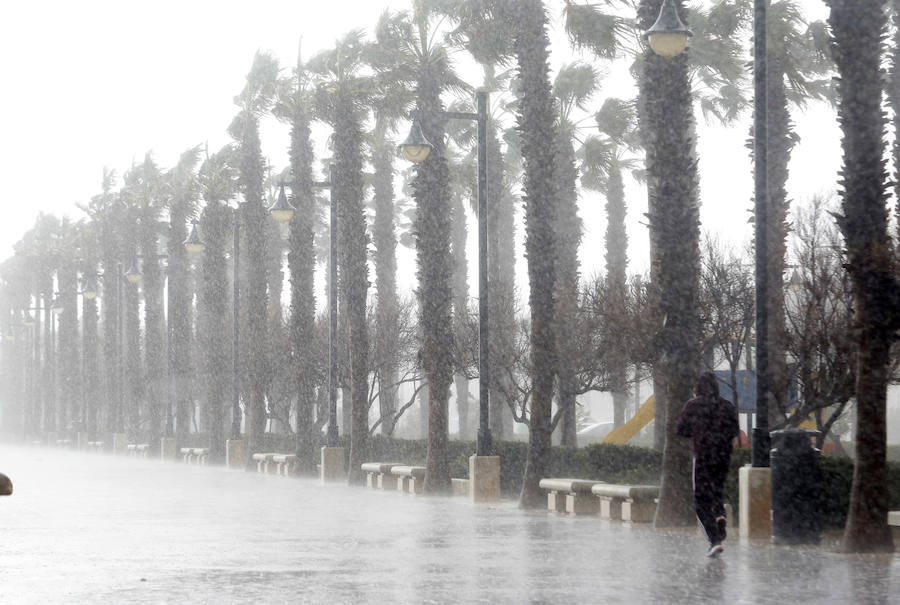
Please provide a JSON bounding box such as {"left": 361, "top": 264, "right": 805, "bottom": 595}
{"left": 676, "top": 390, "right": 740, "bottom": 546}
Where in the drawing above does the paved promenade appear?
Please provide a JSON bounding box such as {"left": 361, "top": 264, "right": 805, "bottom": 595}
{"left": 0, "top": 443, "right": 897, "bottom": 604}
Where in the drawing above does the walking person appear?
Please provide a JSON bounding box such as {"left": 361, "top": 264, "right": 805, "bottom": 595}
{"left": 676, "top": 371, "right": 740, "bottom": 557}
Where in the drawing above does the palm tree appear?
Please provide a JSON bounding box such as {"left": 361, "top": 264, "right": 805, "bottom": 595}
{"left": 760, "top": 2, "right": 833, "bottom": 428}
{"left": 165, "top": 148, "right": 202, "bottom": 447}
{"left": 637, "top": 0, "right": 701, "bottom": 527}
{"left": 119, "top": 167, "right": 146, "bottom": 440}
{"left": 551, "top": 62, "right": 599, "bottom": 447}
{"left": 827, "top": 0, "right": 899, "bottom": 554}
{"left": 76, "top": 223, "right": 102, "bottom": 441}
{"left": 441, "top": 0, "right": 560, "bottom": 505}
{"left": 373, "top": 5, "right": 469, "bottom": 492}
{"left": 129, "top": 154, "right": 166, "bottom": 448}
{"left": 496, "top": 0, "right": 560, "bottom": 509}
{"left": 274, "top": 48, "right": 320, "bottom": 471}
{"left": 229, "top": 51, "right": 279, "bottom": 461}
{"left": 369, "top": 12, "right": 422, "bottom": 438}
{"left": 81, "top": 170, "right": 122, "bottom": 434}
{"left": 53, "top": 218, "right": 83, "bottom": 437}
{"left": 198, "top": 145, "right": 239, "bottom": 463}
{"left": 309, "top": 32, "right": 372, "bottom": 485}
{"left": 566, "top": 1, "right": 747, "bottom": 451}
{"left": 438, "top": 5, "right": 522, "bottom": 443}
{"left": 580, "top": 98, "right": 642, "bottom": 429}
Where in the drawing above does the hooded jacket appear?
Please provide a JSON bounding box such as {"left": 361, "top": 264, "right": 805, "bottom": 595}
{"left": 676, "top": 371, "right": 741, "bottom": 465}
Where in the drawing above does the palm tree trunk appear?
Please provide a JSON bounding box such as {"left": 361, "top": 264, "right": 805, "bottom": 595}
{"left": 200, "top": 200, "right": 231, "bottom": 463}
{"left": 764, "top": 54, "right": 791, "bottom": 427}
{"left": 413, "top": 72, "right": 453, "bottom": 495}
{"left": 287, "top": 98, "right": 319, "bottom": 473}
{"left": 450, "top": 182, "right": 470, "bottom": 440}
{"left": 333, "top": 97, "right": 370, "bottom": 486}
{"left": 606, "top": 164, "right": 629, "bottom": 428}
{"left": 506, "top": 0, "right": 559, "bottom": 509}
{"left": 554, "top": 129, "right": 582, "bottom": 449}
{"left": 828, "top": 0, "right": 898, "bottom": 553}
{"left": 141, "top": 233, "right": 165, "bottom": 450}
{"left": 638, "top": 0, "right": 701, "bottom": 527}
{"left": 488, "top": 124, "right": 516, "bottom": 442}
{"left": 372, "top": 140, "right": 400, "bottom": 436}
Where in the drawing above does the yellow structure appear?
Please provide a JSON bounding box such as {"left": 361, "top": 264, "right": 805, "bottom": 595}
{"left": 603, "top": 395, "right": 655, "bottom": 445}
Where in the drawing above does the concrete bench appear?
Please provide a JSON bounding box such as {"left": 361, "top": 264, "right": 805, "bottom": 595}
{"left": 390, "top": 465, "right": 426, "bottom": 495}
{"left": 136, "top": 444, "right": 150, "bottom": 458}
{"left": 252, "top": 452, "right": 278, "bottom": 474}
{"left": 361, "top": 462, "right": 404, "bottom": 489}
{"left": 56, "top": 439, "right": 72, "bottom": 448}
{"left": 539, "top": 478, "right": 606, "bottom": 514}
{"left": 591, "top": 484, "right": 659, "bottom": 523}
{"left": 86, "top": 441, "right": 104, "bottom": 452}
{"left": 191, "top": 448, "right": 209, "bottom": 465}
{"left": 271, "top": 454, "right": 297, "bottom": 476}
{"left": 180, "top": 447, "right": 209, "bottom": 465}
{"left": 127, "top": 444, "right": 140, "bottom": 457}
{"left": 451, "top": 478, "right": 470, "bottom": 497}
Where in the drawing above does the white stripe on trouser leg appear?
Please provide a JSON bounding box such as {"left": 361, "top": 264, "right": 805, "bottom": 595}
{"left": 693, "top": 456, "right": 711, "bottom": 543}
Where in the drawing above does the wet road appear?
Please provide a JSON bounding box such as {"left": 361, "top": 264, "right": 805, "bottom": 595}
{"left": 0, "top": 443, "right": 898, "bottom": 604}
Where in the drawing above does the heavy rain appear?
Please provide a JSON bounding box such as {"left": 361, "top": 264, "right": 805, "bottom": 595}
{"left": 1, "top": 0, "right": 899, "bottom": 602}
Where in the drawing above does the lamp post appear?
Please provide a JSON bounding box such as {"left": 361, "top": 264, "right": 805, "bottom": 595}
{"left": 751, "top": 0, "right": 770, "bottom": 468}
{"left": 399, "top": 90, "right": 492, "bottom": 456}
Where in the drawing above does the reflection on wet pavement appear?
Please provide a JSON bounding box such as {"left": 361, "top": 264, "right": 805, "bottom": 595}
{"left": 0, "top": 444, "right": 897, "bottom": 604}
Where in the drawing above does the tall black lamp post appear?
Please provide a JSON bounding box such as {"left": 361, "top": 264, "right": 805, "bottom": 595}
{"left": 399, "top": 90, "right": 492, "bottom": 456}
{"left": 750, "top": 0, "right": 770, "bottom": 468}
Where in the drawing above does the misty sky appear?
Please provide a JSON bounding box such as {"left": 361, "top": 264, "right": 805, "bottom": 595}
{"left": 0, "top": 0, "right": 838, "bottom": 293}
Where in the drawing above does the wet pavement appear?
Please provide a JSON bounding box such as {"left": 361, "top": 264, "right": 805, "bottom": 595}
{"left": 0, "top": 443, "right": 898, "bottom": 604}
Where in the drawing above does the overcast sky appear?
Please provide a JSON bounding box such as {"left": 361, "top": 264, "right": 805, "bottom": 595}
{"left": 0, "top": 0, "right": 839, "bottom": 295}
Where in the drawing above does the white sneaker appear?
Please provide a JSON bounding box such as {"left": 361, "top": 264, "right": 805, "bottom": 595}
{"left": 706, "top": 544, "right": 724, "bottom": 558}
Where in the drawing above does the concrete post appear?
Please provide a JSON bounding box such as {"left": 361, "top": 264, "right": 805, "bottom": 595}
{"left": 76, "top": 432, "right": 88, "bottom": 450}
{"left": 112, "top": 433, "right": 128, "bottom": 455}
{"left": 160, "top": 437, "right": 177, "bottom": 461}
{"left": 320, "top": 446, "right": 345, "bottom": 482}
{"left": 739, "top": 465, "right": 772, "bottom": 538}
{"left": 469, "top": 455, "right": 500, "bottom": 502}
{"left": 226, "top": 439, "right": 246, "bottom": 470}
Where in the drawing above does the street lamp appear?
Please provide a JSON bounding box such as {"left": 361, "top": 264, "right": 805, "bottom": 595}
{"left": 184, "top": 221, "right": 205, "bottom": 254}
{"left": 644, "top": 0, "right": 692, "bottom": 58}
{"left": 268, "top": 182, "right": 296, "bottom": 224}
{"left": 399, "top": 90, "right": 492, "bottom": 456}
{"left": 125, "top": 259, "right": 142, "bottom": 284}
{"left": 81, "top": 274, "right": 98, "bottom": 300}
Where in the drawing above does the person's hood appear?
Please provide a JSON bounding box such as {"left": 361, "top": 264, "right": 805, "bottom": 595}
{"left": 696, "top": 371, "right": 719, "bottom": 399}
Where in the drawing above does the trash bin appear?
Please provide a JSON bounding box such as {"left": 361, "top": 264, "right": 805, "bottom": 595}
{"left": 770, "top": 428, "right": 822, "bottom": 545}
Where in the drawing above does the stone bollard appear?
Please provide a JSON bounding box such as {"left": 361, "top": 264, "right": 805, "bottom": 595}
{"left": 226, "top": 439, "right": 246, "bottom": 470}
{"left": 112, "top": 433, "right": 128, "bottom": 456}
{"left": 320, "top": 446, "right": 345, "bottom": 482}
{"left": 160, "top": 437, "right": 177, "bottom": 461}
{"left": 739, "top": 465, "right": 772, "bottom": 539}
{"left": 469, "top": 455, "right": 501, "bottom": 503}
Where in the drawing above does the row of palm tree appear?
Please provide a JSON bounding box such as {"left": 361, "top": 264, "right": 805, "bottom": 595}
{"left": 1, "top": 0, "right": 897, "bottom": 550}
